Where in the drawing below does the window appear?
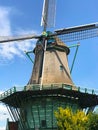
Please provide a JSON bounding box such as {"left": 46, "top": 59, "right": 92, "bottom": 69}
{"left": 60, "top": 65, "right": 64, "bottom": 71}
{"left": 41, "top": 120, "right": 46, "bottom": 128}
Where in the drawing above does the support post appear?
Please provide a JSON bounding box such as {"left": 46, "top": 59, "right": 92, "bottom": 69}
{"left": 70, "top": 43, "right": 80, "bottom": 74}
{"left": 25, "top": 51, "right": 34, "bottom": 64}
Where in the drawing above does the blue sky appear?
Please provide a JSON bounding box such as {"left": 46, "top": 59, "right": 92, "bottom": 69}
{"left": 0, "top": 0, "right": 98, "bottom": 129}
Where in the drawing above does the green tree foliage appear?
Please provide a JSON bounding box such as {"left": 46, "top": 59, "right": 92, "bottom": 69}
{"left": 87, "top": 112, "right": 98, "bottom": 130}
{"left": 55, "top": 107, "right": 88, "bottom": 130}
{"left": 55, "top": 107, "right": 98, "bottom": 130}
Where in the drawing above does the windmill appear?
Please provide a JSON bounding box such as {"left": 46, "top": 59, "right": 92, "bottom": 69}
{"left": 0, "top": 0, "right": 98, "bottom": 130}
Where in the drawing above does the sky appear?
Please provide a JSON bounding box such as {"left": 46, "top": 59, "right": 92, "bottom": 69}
{"left": 0, "top": 0, "right": 98, "bottom": 129}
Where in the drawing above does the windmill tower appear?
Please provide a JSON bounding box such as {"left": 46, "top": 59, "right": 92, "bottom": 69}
{"left": 28, "top": 0, "right": 74, "bottom": 87}
{"left": 28, "top": 35, "right": 74, "bottom": 86}
{"left": 0, "top": 0, "right": 98, "bottom": 130}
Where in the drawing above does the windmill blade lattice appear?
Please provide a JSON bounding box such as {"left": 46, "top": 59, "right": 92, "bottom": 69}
{"left": 54, "top": 23, "right": 98, "bottom": 43}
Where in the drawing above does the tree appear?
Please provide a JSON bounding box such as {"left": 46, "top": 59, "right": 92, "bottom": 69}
{"left": 87, "top": 112, "right": 98, "bottom": 130}
{"left": 55, "top": 107, "right": 88, "bottom": 130}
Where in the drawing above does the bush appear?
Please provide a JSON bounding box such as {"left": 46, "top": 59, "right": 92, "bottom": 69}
{"left": 55, "top": 107, "right": 88, "bottom": 130}
{"left": 87, "top": 112, "right": 98, "bottom": 130}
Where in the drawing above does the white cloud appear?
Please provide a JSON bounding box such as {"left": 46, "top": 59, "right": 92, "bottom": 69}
{"left": 0, "top": 126, "right": 5, "bottom": 130}
{"left": 0, "top": 103, "right": 11, "bottom": 130}
{"left": 0, "top": 91, "right": 11, "bottom": 128}
{"left": 0, "top": 91, "right": 4, "bottom": 94}
{"left": 0, "top": 7, "right": 11, "bottom": 36}
{"left": 0, "top": 104, "right": 10, "bottom": 121}
{"left": 0, "top": 6, "right": 37, "bottom": 64}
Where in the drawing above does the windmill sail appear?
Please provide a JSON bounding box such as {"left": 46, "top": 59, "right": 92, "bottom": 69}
{"left": 0, "top": 23, "right": 98, "bottom": 44}
{"left": 0, "top": 35, "right": 39, "bottom": 43}
{"left": 41, "top": 0, "right": 56, "bottom": 31}
{"left": 55, "top": 22, "right": 98, "bottom": 42}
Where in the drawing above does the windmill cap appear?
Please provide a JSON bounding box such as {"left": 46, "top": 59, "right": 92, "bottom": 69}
{"left": 53, "top": 36, "right": 70, "bottom": 55}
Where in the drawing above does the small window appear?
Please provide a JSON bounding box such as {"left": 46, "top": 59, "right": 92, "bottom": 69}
{"left": 60, "top": 65, "right": 64, "bottom": 71}
{"left": 41, "top": 120, "right": 46, "bottom": 128}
